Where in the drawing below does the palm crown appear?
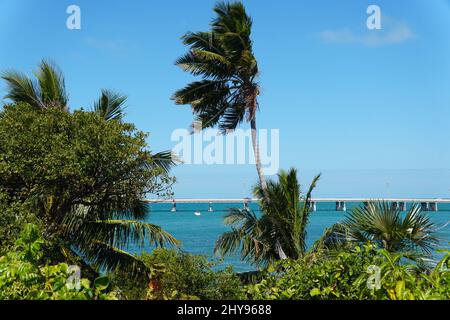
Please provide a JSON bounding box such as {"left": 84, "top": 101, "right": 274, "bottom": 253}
{"left": 215, "top": 168, "right": 320, "bottom": 267}
{"left": 3, "top": 59, "right": 127, "bottom": 121}
{"left": 2, "top": 60, "right": 68, "bottom": 110}
{"left": 173, "top": 1, "right": 269, "bottom": 197}
{"left": 172, "top": 2, "right": 259, "bottom": 131}
{"left": 314, "top": 201, "right": 439, "bottom": 258}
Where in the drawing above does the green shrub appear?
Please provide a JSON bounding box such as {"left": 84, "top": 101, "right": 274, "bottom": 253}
{"left": 246, "top": 245, "right": 380, "bottom": 300}
{"left": 354, "top": 249, "right": 450, "bottom": 300}
{"left": 0, "top": 192, "right": 37, "bottom": 256}
{"left": 111, "top": 248, "right": 245, "bottom": 300}
{"left": 245, "top": 245, "right": 450, "bottom": 300}
{"left": 0, "top": 224, "right": 116, "bottom": 300}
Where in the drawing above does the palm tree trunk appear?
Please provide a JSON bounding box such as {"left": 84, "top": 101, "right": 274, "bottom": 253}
{"left": 250, "top": 118, "right": 269, "bottom": 201}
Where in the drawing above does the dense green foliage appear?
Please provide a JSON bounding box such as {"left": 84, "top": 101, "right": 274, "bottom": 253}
{"left": 215, "top": 168, "right": 320, "bottom": 267}
{"left": 245, "top": 245, "right": 450, "bottom": 300}
{"left": 0, "top": 224, "right": 116, "bottom": 300}
{"left": 0, "top": 192, "right": 36, "bottom": 255}
{"left": 0, "top": 103, "right": 177, "bottom": 273}
{"left": 111, "top": 248, "right": 245, "bottom": 300}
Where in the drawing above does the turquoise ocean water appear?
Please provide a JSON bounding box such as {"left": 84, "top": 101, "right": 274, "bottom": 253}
{"left": 127, "top": 202, "right": 450, "bottom": 272}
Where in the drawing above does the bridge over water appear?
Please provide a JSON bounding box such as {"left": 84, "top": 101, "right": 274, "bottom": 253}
{"left": 146, "top": 198, "right": 450, "bottom": 212}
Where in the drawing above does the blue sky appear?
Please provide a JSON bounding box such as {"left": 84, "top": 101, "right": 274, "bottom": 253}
{"left": 1, "top": 0, "right": 450, "bottom": 198}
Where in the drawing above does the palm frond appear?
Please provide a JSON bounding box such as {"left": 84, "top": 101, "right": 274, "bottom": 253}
{"left": 85, "top": 220, "right": 179, "bottom": 248}
{"left": 219, "top": 103, "right": 246, "bottom": 132}
{"left": 323, "top": 201, "right": 439, "bottom": 258}
{"left": 1, "top": 70, "right": 43, "bottom": 108}
{"left": 181, "top": 31, "right": 221, "bottom": 52}
{"left": 93, "top": 89, "right": 126, "bottom": 121}
{"left": 2, "top": 60, "right": 68, "bottom": 110}
{"left": 77, "top": 241, "right": 148, "bottom": 275}
{"left": 35, "top": 60, "right": 68, "bottom": 109}
{"left": 175, "top": 51, "right": 233, "bottom": 80}
{"left": 311, "top": 223, "right": 356, "bottom": 252}
{"left": 172, "top": 80, "right": 227, "bottom": 105}
{"left": 147, "top": 150, "right": 179, "bottom": 173}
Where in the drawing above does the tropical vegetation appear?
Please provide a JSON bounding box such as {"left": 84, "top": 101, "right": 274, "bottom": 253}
{"left": 314, "top": 201, "right": 439, "bottom": 262}
{"left": 245, "top": 244, "right": 450, "bottom": 300}
{"left": 215, "top": 168, "right": 320, "bottom": 267}
{"left": 110, "top": 248, "right": 245, "bottom": 300}
{"left": 0, "top": 61, "right": 178, "bottom": 276}
{"left": 0, "top": 1, "right": 448, "bottom": 301}
{"left": 0, "top": 224, "right": 116, "bottom": 300}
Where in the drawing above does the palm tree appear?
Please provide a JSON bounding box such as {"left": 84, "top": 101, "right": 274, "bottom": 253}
{"left": 3, "top": 60, "right": 126, "bottom": 121}
{"left": 215, "top": 168, "right": 320, "bottom": 267}
{"left": 1, "top": 60, "right": 179, "bottom": 274}
{"left": 172, "top": 1, "right": 269, "bottom": 199}
{"left": 2, "top": 60, "right": 68, "bottom": 110}
{"left": 314, "top": 201, "right": 439, "bottom": 257}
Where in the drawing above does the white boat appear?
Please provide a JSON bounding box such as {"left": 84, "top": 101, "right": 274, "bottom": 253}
{"left": 194, "top": 211, "right": 201, "bottom": 216}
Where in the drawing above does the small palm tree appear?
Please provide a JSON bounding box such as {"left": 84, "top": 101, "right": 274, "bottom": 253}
{"left": 2, "top": 60, "right": 68, "bottom": 110}
{"left": 314, "top": 201, "right": 439, "bottom": 257}
{"left": 215, "top": 168, "right": 320, "bottom": 267}
{"left": 2, "top": 61, "right": 179, "bottom": 274}
{"left": 3, "top": 59, "right": 127, "bottom": 121}
{"left": 173, "top": 1, "right": 269, "bottom": 198}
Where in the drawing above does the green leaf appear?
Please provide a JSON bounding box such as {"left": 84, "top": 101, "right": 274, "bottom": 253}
{"left": 94, "top": 276, "right": 109, "bottom": 291}
{"left": 80, "top": 278, "right": 91, "bottom": 289}
{"left": 310, "top": 288, "right": 321, "bottom": 297}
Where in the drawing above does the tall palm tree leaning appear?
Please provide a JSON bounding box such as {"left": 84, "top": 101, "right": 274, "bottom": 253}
{"left": 172, "top": 1, "right": 269, "bottom": 200}
{"left": 1, "top": 60, "right": 178, "bottom": 273}
{"left": 215, "top": 168, "right": 320, "bottom": 267}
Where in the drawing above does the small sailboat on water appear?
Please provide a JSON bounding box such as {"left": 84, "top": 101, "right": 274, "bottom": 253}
{"left": 194, "top": 211, "right": 201, "bottom": 216}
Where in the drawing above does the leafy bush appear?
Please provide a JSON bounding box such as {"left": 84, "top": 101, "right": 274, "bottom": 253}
{"left": 354, "top": 249, "right": 450, "bottom": 300}
{"left": 246, "top": 245, "right": 380, "bottom": 300}
{"left": 245, "top": 245, "right": 450, "bottom": 300}
{"left": 111, "top": 248, "right": 245, "bottom": 300}
{"left": 0, "top": 224, "right": 116, "bottom": 300}
{"left": 0, "top": 192, "right": 37, "bottom": 256}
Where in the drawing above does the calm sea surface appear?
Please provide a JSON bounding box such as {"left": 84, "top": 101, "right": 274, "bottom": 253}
{"left": 127, "top": 202, "right": 450, "bottom": 272}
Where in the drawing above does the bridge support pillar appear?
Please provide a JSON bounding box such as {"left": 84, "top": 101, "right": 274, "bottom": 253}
{"left": 208, "top": 202, "right": 213, "bottom": 212}
{"left": 420, "top": 202, "right": 429, "bottom": 211}
{"left": 429, "top": 202, "right": 438, "bottom": 212}
{"left": 171, "top": 201, "right": 177, "bottom": 212}
{"left": 307, "top": 201, "right": 317, "bottom": 212}
{"left": 392, "top": 202, "right": 399, "bottom": 210}
{"left": 399, "top": 202, "right": 406, "bottom": 211}
{"left": 336, "top": 201, "right": 346, "bottom": 211}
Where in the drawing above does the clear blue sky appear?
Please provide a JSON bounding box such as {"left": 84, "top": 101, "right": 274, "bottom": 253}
{"left": 1, "top": 0, "right": 450, "bottom": 198}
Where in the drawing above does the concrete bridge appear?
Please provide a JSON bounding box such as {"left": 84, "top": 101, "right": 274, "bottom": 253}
{"left": 145, "top": 198, "right": 450, "bottom": 212}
